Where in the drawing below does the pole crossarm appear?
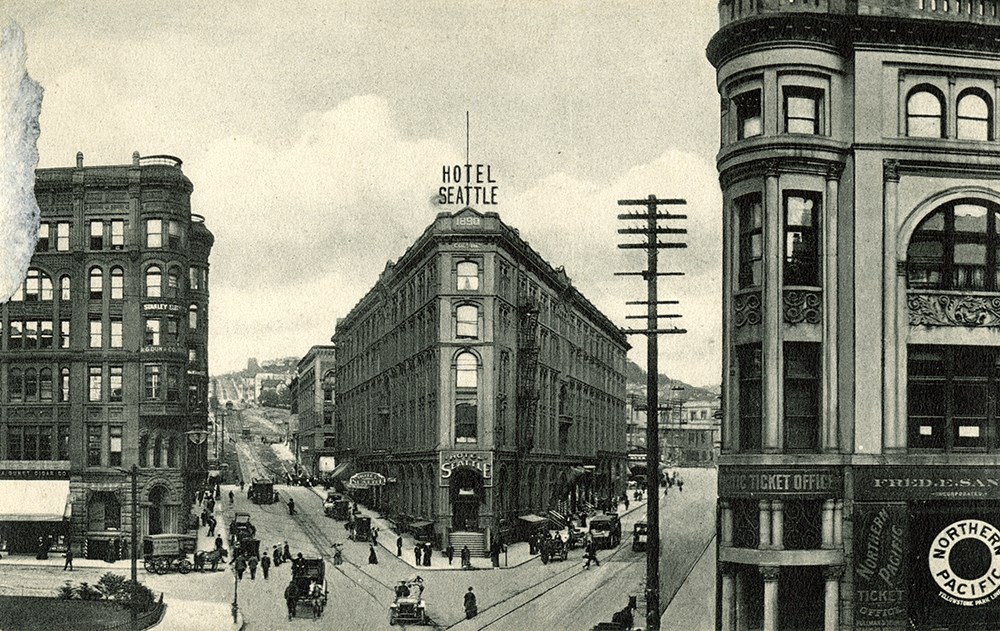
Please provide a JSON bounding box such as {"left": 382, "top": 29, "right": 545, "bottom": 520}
{"left": 617, "top": 213, "right": 688, "bottom": 220}
{"left": 617, "top": 198, "right": 687, "bottom": 206}
{"left": 624, "top": 314, "right": 682, "bottom": 319}
{"left": 617, "top": 227, "right": 688, "bottom": 235}
{"left": 626, "top": 300, "right": 680, "bottom": 305}
{"left": 622, "top": 328, "right": 688, "bottom": 335}
{"left": 618, "top": 243, "right": 688, "bottom": 249}
{"left": 614, "top": 272, "right": 685, "bottom": 277}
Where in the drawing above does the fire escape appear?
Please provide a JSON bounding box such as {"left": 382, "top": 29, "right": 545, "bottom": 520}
{"left": 513, "top": 294, "right": 540, "bottom": 514}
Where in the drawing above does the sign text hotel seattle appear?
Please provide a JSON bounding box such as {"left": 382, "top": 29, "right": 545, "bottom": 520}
{"left": 439, "top": 164, "right": 498, "bottom": 205}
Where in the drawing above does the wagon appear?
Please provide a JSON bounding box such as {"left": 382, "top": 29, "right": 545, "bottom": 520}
{"left": 249, "top": 478, "right": 276, "bottom": 504}
{"left": 539, "top": 536, "right": 568, "bottom": 564}
{"left": 142, "top": 534, "right": 195, "bottom": 574}
{"left": 291, "top": 558, "right": 328, "bottom": 618}
{"left": 589, "top": 513, "right": 623, "bottom": 549}
{"left": 632, "top": 521, "right": 648, "bottom": 552}
{"left": 351, "top": 515, "right": 372, "bottom": 542}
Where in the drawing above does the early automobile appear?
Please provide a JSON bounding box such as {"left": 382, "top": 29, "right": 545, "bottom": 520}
{"left": 351, "top": 515, "right": 372, "bottom": 542}
{"left": 229, "top": 512, "right": 260, "bottom": 558}
{"left": 589, "top": 513, "right": 623, "bottom": 549}
{"left": 249, "top": 478, "right": 276, "bottom": 504}
{"left": 632, "top": 521, "right": 648, "bottom": 552}
{"left": 539, "top": 536, "right": 569, "bottom": 564}
{"left": 142, "top": 534, "right": 196, "bottom": 574}
{"left": 324, "top": 493, "right": 351, "bottom": 520}
{"left": 389, "top": 577, "right": 428, "bottom": 625}
{"left": 291, "top": 557, "right": 328, "bottom": 618}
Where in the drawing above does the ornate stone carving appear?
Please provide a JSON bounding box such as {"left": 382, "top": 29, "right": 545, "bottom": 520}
{"left": 825, "top": 162, "right": 845, "bottom": 182}
{"left": 759, "top": 565, "right": 781, "bottom": 581}
{"left": 734, "top": 292, "right": 762, "bottom": 328}
{"left": 764, "top": 160, "right": 780, "bottom": 178}
{"left": 822, "top": 565, "right": 845, "bottom": 581}
{"left": 909, "top": 293, "right": 1000, "bottom": 327}
{"left": 883, "top": 159, "right": 900, "bottom": 183}
{"left": 783, "top": 290, "right": 822, "bottom": 325}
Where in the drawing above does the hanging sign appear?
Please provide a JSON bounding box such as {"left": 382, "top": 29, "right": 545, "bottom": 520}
{"left": 347, "top": 472, "right": 386, "bottom": 489}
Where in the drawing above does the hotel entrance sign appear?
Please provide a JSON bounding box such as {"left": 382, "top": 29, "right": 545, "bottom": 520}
{"left": 439, "top": 164, "right": 498, "bottom": 206}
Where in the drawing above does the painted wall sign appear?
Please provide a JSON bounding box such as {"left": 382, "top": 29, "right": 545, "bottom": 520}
{"left": 347, "top": 471, "right": 386, "bottom": 488}
{"left": 853, "top": 503, "right": 909, "bottom": 628}
{"left": 718, "top": 466, "right": 841, "bottom": 497}
{"left": 142, "top": 302, "right": 183, "bottom": 312}
{"left": 855, "top": 467, "right": 1000, "bottom": 501}
{"left": 0, "top": 469, "right": 70, "bottom": 479}
{"left": 439, "top": 450, "right": 494, "bottom": 487}
{"left": 439, "top": 164, "right": 498, "bottom": 206}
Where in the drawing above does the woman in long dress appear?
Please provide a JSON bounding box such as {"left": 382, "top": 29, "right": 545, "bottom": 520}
{"left": 368, "top": 544, "right": 378, "bottom": 565}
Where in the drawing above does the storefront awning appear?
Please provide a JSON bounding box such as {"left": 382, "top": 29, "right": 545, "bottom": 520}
{"left": 327, "top": 460, "right": 354, "bottom": 481}
{"left": 517, "top": 514, "right": 549, "bottom": 525}
{"left": 409, "top": 520, "right": 434, "bottom": 530}
{"left": 0, "top": 480, "right": 71, "bottom": 521}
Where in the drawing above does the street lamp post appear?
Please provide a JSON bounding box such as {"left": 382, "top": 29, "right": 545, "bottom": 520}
{"left": 232, "top": 564, "right": 239, "bottom": 623}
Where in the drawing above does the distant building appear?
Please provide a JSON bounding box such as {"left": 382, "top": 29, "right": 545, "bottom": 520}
{"left": 331, "top": 208, "right": 628, "bottom": 554}
{"left": 0, "top": 152, "right": 212, "bottom": 559}
{"left": 291, "top": 345, "right": 336, "bottom": 476}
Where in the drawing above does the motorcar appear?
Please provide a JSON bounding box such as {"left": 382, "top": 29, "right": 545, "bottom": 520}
{"left": 632, "top": 521, "right": 648, "bottom": 552}
{"left": 589, "top": 513, "right": 622, "bottom": 549}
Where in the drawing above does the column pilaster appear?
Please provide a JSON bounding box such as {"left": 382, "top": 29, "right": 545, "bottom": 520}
{"left": 823, "top": 565, "right": 844, "bottom": 631}
{"left": 883, "top": 160, "right": 902, "bottom": 451}
{"left": 771, "top": 500, "right": 784, "bottom": 550}
{"left": 763, "top": 160, "right": 781, "bottom": 452}
{"left": 759, "top": 499, "right": 772, "bottom": 549}
{"left": 721, "top": 500, "right": 734, "bottom": 547}
{"left": 761, "top": 566, "right": 780, "bottom": 631}
{"left": 821, "top": 499, "right": 835, "bottom": 549}
{"left": 823, "top": 164, "right": 842, "bottom": 452}
{"left": 721, "top": 562, "right": 736, "bottom": 631}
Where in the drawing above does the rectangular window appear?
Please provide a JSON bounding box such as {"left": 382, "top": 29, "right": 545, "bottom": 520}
{"left": 735, "top": 89, "right": 762, "bottom": 139}
{"left": 165, "top": 316, "right": 179, "bottom": 344}
{"left": 109, "top": 426, "right": 122, "bottom": 467}
{"left": 144, "top": 318, "right": 160, "bottom": 346}
{"left": 58, "top": 425, "right": 69, "bottom": 460}
{"left": 59, "top": 321, "right": 70, "bottom": 349}
{"left": 323, "top": 410, "right": 333, "bottom": 425}
{"left": 189, "top": 267, "right": 200, "bottom": 291}
{"left": 37, "top": 223, "right": 49, "bottom": 252}
{"left": 23, "top": 320, "right": 37, "bottom": 350}
{"left": 37, "top": 426, "right": 51, "bottom": 460}
{"left": 784, "top": 191, "right": 821, "bottom": 286}
{"left": 166, "top": 366, "right": 180, "bottom": 402}
{"left": 88, "top": 365, "right": 102, "bottom": 402}
{"left": 784, "top": 87, "right": 823, "bottom": 134}
{"left": 87, "top": 425, "right": 102, "bottom": 467}
{"left": 110, "top": 220, "right": 124, "bottom": 249}
{"left": 23, "top": 426, "right": 38, "bottom": 460}
{"left": 188, "top": 347, "right": 197, "bottom": 364}
{"left": 7, "top": 427, "right": 22, "bottom": 459}
{"left": 738, "top": 345, "right": 763, "bottom": 452}
{"left": 146, "top": 219, "right": 162, "bottom": 248}
{"left": 457, "top": 261, "right": 479, "bottom": 290}
{"left": 737, "top": 193, "right": 764, "bottom": 289}
{"left": 456, "top": 305, "right": 479, "bottom": 339}
{"left": 168, "top": 220, "right": 181, "bottom": 248}
{"left": 60, "top": 368, "right": 70, "bottom": 403}
{"left": 8, "top": 321, "right": 21, "bottom": 350}
{"left": 39, "top": 369, "right": 52, "bottom": 402}
{"left": 89, "top": 220, "right": 103, "bottom": 250}
{"left": 110, "top": 318, "right": 123, "bottom": 348}
{"left": 109, "top": 365, "right": 123, "bottom": 403}
{"left": 39, "top": 320, "right": 53, "bottom": 349}
{"left": 56, "top": 222, "right": 70, "bottom": 251}
{"left": 188, "top": 383, "right": 200, "bottom": 407}
{"left": 89, "top": 319, "right": 103, "bottom": 348}
{"left": 784, "top": 343, "right": 821, "bottom": 451}
{"left": 455, "top": 399, "right": 478, "bottom": 443}
{"left": 144, "top": 364, "right": 161, "bottom": 400}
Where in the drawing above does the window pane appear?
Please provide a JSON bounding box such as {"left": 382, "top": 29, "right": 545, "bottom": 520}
{"left": 958, "top": 119, "right": 990, "bottom": 141}
{"left": 959, "top": 94, "right": 989, "bottom": 119}
{"left": 909, "top": 91, "right": 942, "bottom": 116}
{"left": 955, "top": 204, "right": 988, "bottom": 232}
{"left": 787, "top": 95, "right": 816, "bottom": 120}
{"left": 909, "top": 117, "right": 942, "bottom": 138}
{"left": 456, "top": 353, "right": 477, "bottom": 388}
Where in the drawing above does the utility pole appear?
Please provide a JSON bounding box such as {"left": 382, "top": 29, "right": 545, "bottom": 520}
{"left": 617, "top": 194, "right": 687, "bottom": 631}
{"left": 130, "top": 463, "right": 138, "bottom": 631}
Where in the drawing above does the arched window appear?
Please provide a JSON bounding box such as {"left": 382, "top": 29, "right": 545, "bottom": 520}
{"left": 24, "top": 269, "right": 53, "bottom": 301}
{"left": 907, "top": 199, "right": 1000, "bottom": 291}
{"left": 145, "top": 266, "right": 162, "bottom": 298}
{"left": 153, "top": 437, "right": 162, "bottom": 468}
{"left": 110, "top": 267, "right": 124, "bottom": 300}
{"left": 456, "top": 304, "right": 479, "bottom": 339}
{"left": 907, "top": 86, "right": 945, "bottom": 138}
{"left": 39, "top": 368, "right": 52, "bottom": 402}
{"left": 189, "top": 304, "right": 198, "bottom": 330}
{"left": 59, "top": 275, "right": 71, "bottom": 301}
{"left": 167, "top": 267, "right": 180, "bottom": 297}
{"left": 24, "top": 368, "right": 37, "bottom": 401}
{"left": 89, "top": 267, "right": 103, "bottom": 300}
{"left": 455, "top": 352, "right": 478, "bottom": 443}
{"left": 957, "top": 90, "right": 992, "bottom": 141}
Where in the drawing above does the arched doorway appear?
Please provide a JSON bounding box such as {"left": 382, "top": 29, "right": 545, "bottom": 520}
{"left": 450, "top": 467, "right": 484, "bottom": 531}
{"left": 148, "top": 486, "right": 168, "bottom": 535}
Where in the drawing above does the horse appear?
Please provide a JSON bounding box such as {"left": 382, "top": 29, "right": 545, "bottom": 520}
{"left": 194, "top": 548, "right": 228, "bottom": 572}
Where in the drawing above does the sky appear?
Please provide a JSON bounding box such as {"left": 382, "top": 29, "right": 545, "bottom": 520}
{"left": 5, "top": 1, "right": 724, "bottom": 387}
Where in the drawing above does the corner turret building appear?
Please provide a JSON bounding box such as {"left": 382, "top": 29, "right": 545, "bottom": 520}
{"left": 710, "top": 2, "right": 1000, "bottom": 629}
{"left": 0, "top": 153, "right": 212, "bottom": 560}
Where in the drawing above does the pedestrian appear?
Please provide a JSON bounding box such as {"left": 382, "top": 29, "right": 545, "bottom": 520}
{"left": 584, "top": 541, "right": 601, "bottom": 569}
{"left": 491, "top": 541, "right": 500, "bottom": 568}
{"left": 228, "top": 490, "right": 235, "bottom": 505}
{"left": 624, "top": 494, "right": 630, "bottom": 511}
{"left": 272, "top": 545, "right": 282, "bottom": 566}
{"left": 233, "top": 555, "right": 247, "bottom": 580}
{"left": 63, "top": 544, "right": 74, "bottom": 571}
{"left": 464, "top": 586, "right": 478, "bottom": 619}
{"left": 260, "top": 551, "right": 271, "bottom": 580}
{"left": 414, "top": 544, "right": 421, "bottom": 565}
{"left": 207, "top": 497, "right": 215, "bottom": 513}
{"left": 213, "top": 534, "right": 223, "bottom": 552}
{"left": 208, "top": 516, "right": 217, "bottom": 537}
{"left": 396, "top": 535, "right": 403, "bottom": 557}
{"left": 368, "top": 544, "right": 378, "bottom": 565}
{"left": 446, "top": 544, "right": 455, "bottom": 565}
{"left": 200, "top": 508, "right": 208, "bottom": 527}
{"left": 283, "top": 541, "right": 290, "bottom": 562}
{"left": 371, "top": 527, "right": 378, "bottom": 547}
{"left": 424, "top": 542, "right": 432, "bottom": 567}
{"left": 248, "top": 555, "right": 258, "bottom": 580}
{"left": 239, "top": 479, "right": 245, "bottom": 492}
{"left": 677, "top": 477, "right": 684, "bottom": 493}
{"left": 288, "top": 497, "right": 296, "bottom": 515}
{"left": 292, "top": 552, "right": 306, "bottom": 577}
{"left": 284, "top": 580, "right": 299, "bottom": 620}
{"left": 331, "top": 543, "right": 343, "bottom": 566}
{"left": 461, "top": 545, "right": 471, "bottom": 569}
{"left": 196, "top": 489, "right": 203, "bottom": 505}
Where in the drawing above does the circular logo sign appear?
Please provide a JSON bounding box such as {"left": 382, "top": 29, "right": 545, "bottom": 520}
{"left": 928, "top": 519, "right": 1000, "bottom": 605}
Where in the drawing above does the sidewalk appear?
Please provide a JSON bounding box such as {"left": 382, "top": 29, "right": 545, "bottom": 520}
{"left": 661, "top": 536, "right": 716, "bottom": 631}
{"left": 308, "top": 485, "right": 648, "bottom": 571}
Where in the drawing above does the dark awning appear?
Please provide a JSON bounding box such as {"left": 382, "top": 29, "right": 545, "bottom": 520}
{"left": 409, "top": 520, "right": 434, "bottom": 530}
{"left": 518, "top": 514, "right": 549, "bottom": 525}
{"left": 327, "top": 460, "right": 354, "bottom": 481}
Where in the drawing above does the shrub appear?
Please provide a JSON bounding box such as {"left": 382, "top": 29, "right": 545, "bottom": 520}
{"left": 96, "top": 573, "right": 128, "bottom": 600}
{"left": 58, "top": 581, "right": 75, "bottom": 600}
{"left": 121, "top": 580, "right": 157, "bottom": 612}
{"left": 75, "top": 582, "right": 102, "bottom": 601}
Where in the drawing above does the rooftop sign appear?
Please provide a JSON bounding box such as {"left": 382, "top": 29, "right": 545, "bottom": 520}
{"left": 439, "top": 164, "right": 497, "bottom": 206}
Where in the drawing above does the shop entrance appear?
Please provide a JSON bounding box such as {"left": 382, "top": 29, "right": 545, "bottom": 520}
{"left": 450, "top": 467, "right": 483, "bottom": 531}
{"left": 148, "top": 486, "right": 168, "bottom": 535}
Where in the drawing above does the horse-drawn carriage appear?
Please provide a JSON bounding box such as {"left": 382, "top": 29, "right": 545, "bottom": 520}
{"left": 291, "top": 557, "right": 328, "bottom": 618}
{"left": 389, "top": 577, "right": 428, "bottom": 626}
{"left": 323, "top": 493, "right": 351, "bottom": 520}
{"left": 351, "top": 515, "right": 372, "bottom": 542}
{"left": 229, "top": 512, "right": 260, "bottom": 558}
{"left": 249, "top": 478, "right": 277, "bottom": 505}
{"left": 142, "top": 534, "right": 196, "bottom": 574}
{"left": 539, "top": 536, "right": 569, "bottom": 564}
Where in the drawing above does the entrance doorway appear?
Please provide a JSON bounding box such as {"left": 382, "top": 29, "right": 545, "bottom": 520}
{"left": 148, "top": 486, "right": 168, "bottom": 535}
{"left": 450, "top": 467, "right": 483, "bottom": 531}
